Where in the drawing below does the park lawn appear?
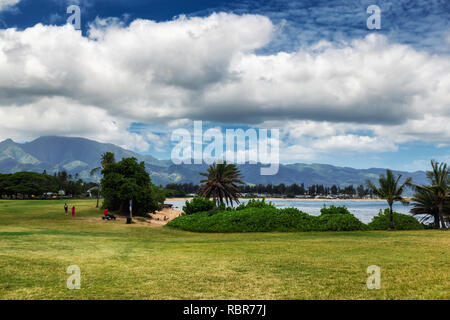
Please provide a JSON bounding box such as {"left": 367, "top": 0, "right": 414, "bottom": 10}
{"left": 0, "top": 199, "right": 448, "bottom": 300}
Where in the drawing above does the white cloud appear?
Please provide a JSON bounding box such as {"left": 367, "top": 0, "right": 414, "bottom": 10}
{"left": 313, "top": 135, "right": 397, "bottom": 153}
{"left": 0, "top": 96, "right": 149, "bottom": 151}
{"left": 404, "top": 155, "right": 450, "bottom": 172}
{"left": 0, "top": 0, "right": 20, "bottom": 11}
{"left": 0, "top": 13, "right": 449, "bottom": 158}
{"left": 271, "top": 121, "right": 397, "bottom": 163}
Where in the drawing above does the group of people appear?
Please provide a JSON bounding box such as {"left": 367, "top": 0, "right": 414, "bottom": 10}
{"left": 64, "top": 203, "right": 76, "bottom": 216}
{"left": 64, "top": 203, "right": 116, "bottom": 220}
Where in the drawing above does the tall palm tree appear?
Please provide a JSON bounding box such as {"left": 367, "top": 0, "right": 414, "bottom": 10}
{"left": 90, "top": 152, "right": 116, "bottom": 208}
{"left": 410, "top": 186, "right": 440, "bottom": 228}
{"left": 198, "top": 162, "right": 245, "bottom": 207}
{"left": 366, "top": 169, "right": 411, "bottom": 230}
{"left": 414, "top": 160, "right": 449, "bottom": 229}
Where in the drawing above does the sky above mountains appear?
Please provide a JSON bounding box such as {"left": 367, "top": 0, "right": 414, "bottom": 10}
{"left": 0, "top": 0, "right": 449, "bottom": 171}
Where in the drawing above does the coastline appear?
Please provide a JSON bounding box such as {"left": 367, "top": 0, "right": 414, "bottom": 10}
{"left": 166, "top": 197, "right": 386, "bottom": 202}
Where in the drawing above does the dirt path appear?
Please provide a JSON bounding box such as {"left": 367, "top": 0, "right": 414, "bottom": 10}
{"left": 83, "top": 207, "right": 184, "bottom": 227}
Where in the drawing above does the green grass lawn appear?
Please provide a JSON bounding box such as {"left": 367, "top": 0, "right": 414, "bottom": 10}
{"left": 0, "top": 199, "right": 448, "bottom": 300}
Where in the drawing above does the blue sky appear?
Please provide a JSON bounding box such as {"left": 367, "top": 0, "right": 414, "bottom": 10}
{"left": 198, "top": 0, "right": 450, "bottom": 54}
{"left": 2, "top": 1, "right": 449, "bottom": 53}
{"left": 0, "top": 0, "right": 449, "bottom": 171}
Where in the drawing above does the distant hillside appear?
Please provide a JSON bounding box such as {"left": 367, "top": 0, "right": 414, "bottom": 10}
{"left": 0, "top": 136, "right": 170, "bottom": 183}
{"left": 0, "top": 136, "right": 428, "bottom": 188}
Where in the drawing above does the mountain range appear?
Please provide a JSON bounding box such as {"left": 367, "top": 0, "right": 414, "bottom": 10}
{"left": 0, "top": 136, "right": 428, "bottom": 188}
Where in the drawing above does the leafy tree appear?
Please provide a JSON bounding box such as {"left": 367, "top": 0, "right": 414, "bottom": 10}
{"left": 198, "top": 162, "right": 245, "bottom": 207}
{"left": 56, "top": 170, "right": 69, "bottom": 191}
{"left": 152, "top": 185, "right": 167, "bottom": 207}
{"left": 331, "top": 185, "right": 338, "bottom": 195}
{"left": 410, "top": 187, "right": 440, "bottom": 228}
{"left": 165, "top": 182, "right": 198, "bottom": 195}
{"left": 0, "top": 171, "right": 93, "bottom": 198}
{"left": 357, "top": 184, "right": 368, "bottom": 198}
{"left": 413, "top": 160, "right": 449, "bottom": 229}
{"left": 0, "top": 172, "right": 58, "bottom": 197}
{"left": 91, "top": 152, "right": 116, "bottom": 207}
{"left": 101, "top": 157, "right": 162, "bottom": 216}
{"left": 366, "top": 169, "right": 411, "bottom": 230}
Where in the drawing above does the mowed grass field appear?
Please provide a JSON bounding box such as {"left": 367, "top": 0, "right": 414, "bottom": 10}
{"left": 0, "top": 199, "right": 448, "bottom": 300}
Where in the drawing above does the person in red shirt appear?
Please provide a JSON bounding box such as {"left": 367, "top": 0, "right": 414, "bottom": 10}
{"left": 71, "top": 206, "right": 75, "bottom": 217}
{"left": 102, "top": 208, "right": 116, "bottom": 220}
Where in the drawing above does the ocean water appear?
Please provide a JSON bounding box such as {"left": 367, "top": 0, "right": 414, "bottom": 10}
{"left": 166, "top": 199, "right": 413, "bottom": 224}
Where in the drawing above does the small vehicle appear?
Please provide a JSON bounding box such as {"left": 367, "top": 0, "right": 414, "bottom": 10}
{"left": 102, "top": 214, "right": 116, "bottom": 220}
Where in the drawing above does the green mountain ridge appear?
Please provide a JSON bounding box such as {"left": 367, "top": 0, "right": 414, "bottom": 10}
{"left": 0, "top": 136, "right": 428, "bottom": 188}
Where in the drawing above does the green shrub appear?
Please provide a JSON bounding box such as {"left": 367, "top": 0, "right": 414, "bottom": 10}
{"left": 182, "top": 197, "right": 215, "bottom": 215}
{"left": 320, "top": 205, "right": 351, "bottom": 215}
{"left": 168, "top": 206, "right": 367, "bottom": 233}
{"left": 368, "top": 209, "right": 424, "bottom": 230}
{"left": 318, "top": 214, "right": 367, "bottom": 231}
{"left": 316, "top": 206, "right": 366, "bottom": 231}
{"left": 168, "top": 207, "right": 306, "bottom": 232}
{"left": 277, "top": 208, "right": 319, "bottom": 231}
{"left": 236, "top": 199, "right": 276, "bottom": 211}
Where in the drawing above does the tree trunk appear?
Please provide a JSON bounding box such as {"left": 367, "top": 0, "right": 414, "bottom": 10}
{"left": 434, "top": 213, "right": 440, "bottom": 229}
{"left": 438, "top": 201, "right": 447, "bottom": 229}
{"left": 95, "top": 184, "right": 101, "bottom": 208}
{"left": 389, "top": 203, "right": 395, "bottom": 230}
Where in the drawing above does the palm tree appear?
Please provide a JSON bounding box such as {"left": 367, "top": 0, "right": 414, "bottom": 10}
{"left": 410, "top": 187, "right": 440, "bottom": 228}
{"left": 90, "top": 152, "right": 116, "bottom": 208}
{"left": 414, "top": 160, "right": 449, "bottom": 229}
{"left": 366, "top": 169, "right": 411, "bottom": 230}
{"left": 198, "top": 162, "right": 245, "bottom": 207}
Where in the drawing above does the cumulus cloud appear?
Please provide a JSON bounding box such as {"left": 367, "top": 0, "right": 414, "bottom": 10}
{"left": 205, "top": 34, "right": 449, "bottom": 125}
{"left": 0, "top": 0, "right": 20, "bottom": 11}
{"left": 263, "top": 120, "right": 398, "bottom": 163}
{"left": 0, "top": 12, "right": 449, "bottom": 159}
{"left": 192, "top": 0, "right": 450, "bottom": 55}
{"left": 0, "top": 96, "right": 150, "bottom": 151}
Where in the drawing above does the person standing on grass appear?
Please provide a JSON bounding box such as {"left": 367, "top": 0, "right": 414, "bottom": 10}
{"left": 71, "top": 206, "right": 75, "bottom": 217}
{"left": 64, "top": 203, "right": 68, "bottom": 215}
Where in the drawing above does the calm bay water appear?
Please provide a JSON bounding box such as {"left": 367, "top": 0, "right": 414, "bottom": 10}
{"left": 166, "top": 199, "right": 413, "bottom": 224}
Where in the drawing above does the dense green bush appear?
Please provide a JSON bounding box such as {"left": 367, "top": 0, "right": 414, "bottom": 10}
{"left": 317, "top": 205, "right": 366, "bottom": 231}
{"left": 168, "top": 207, "right": 318, "bottom": 232}
{"left": 169, "top": 204, "right": 425, "bottom": 233}
{"left": 320, "top": 205, "right": 352, "bottom": 215}
{"left": 368, "top": 209, "right": 424, "bottom": 230}
{"left": 318, "top": 214, "right": 368, "bottom": 231}
{"left": 168, "top": 205, "right": 367, "bottom": 233}
{"left": 236, "top": 199, "right": 276, "bottom": 210}
{"left": 182, "top": 197, "right": 215, "bottom": 215}
{"left": 277, "top": 208, "right": 319, "bottom": 231}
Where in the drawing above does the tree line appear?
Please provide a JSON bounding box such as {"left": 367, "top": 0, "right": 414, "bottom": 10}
{"left": 0, "top": 171, "right": 96, "bottom": 198}
{"left": 165, "top": 182, "right": 373, "bottom": 198}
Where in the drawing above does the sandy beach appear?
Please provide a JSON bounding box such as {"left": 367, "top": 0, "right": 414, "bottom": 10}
{"left": 148, "top": 207, "right": 183, "bottom": 226}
